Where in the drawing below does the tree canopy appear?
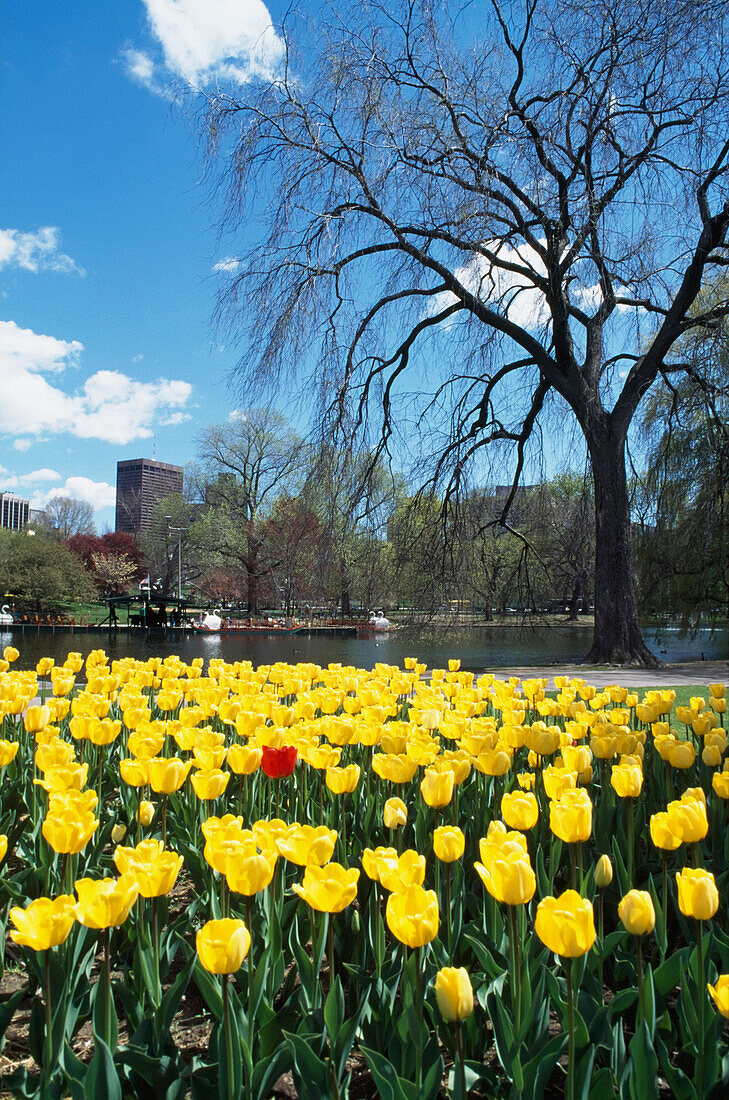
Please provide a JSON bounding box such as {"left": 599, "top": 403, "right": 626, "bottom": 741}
{"left": 204, "top": 0, "right": 729, "bottom": 663}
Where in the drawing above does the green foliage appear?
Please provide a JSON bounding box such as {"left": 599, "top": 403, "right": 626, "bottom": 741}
{"left": 0, "top": 530, "right": 96, "bottom": 611}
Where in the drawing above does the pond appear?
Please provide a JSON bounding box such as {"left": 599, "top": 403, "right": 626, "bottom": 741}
{"left": 1, "top": 622, "right": 726, "bottom": 672}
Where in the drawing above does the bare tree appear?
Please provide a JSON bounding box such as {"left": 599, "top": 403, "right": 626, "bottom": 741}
{"left": 43, "top": 495, "right": 96, "bottom": 540}
{"left": 204, "top": 0, "right": 729, "bottom": 664}
{"left": 193, "top": 409, "right": 303, "bottom": 613}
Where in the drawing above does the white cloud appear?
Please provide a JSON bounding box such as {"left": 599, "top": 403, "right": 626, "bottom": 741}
{"left": 124, "top": 0, "right": 284, "bottom": 90}
{"left": 0, "top": 227, "right": 84, "bottom": 276}
{"left": 0, "top": 320, "right": 192, "bottom": 446}
{"left": 431, "top": 240, "right": 608, "bottom": 330}
{"left": 13, "top": 439, "right": 33, "bottom": 452}
{"left": 17, "top": 469, "right": 61, "bottom": 486}
{"left": 0, "top": 465, "right": 18, "bottom": 489}
{"left": 32, "top": 477, "right": 117, "bottom": 512}
{"left": 213, "top": 257, "right": 242, "bottom": 272}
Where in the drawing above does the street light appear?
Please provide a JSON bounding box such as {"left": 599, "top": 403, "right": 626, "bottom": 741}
{"left": 165, "top": 518, "right": 187, "bottom": 602}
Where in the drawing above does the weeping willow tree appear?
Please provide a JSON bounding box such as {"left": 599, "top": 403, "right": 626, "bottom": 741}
{"left": 204, "top": 0, "right": 729, "bottom": 664}
{"left": 637, "top": 286, "right": 729, "bottom": 624}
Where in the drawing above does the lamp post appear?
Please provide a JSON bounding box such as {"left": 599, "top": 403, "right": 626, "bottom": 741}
{"left": 165, "top": 519, "right": 187, "bottom": 602}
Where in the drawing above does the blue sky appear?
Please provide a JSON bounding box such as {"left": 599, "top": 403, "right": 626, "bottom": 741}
{"left": 1, "top": 0, "right": 289, "bottom": 531}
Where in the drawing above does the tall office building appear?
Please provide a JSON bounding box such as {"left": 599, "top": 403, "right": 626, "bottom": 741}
{"left": 0, "top": 492, "right": 30, "bottom": 531}
{"left": 115, "top": 458, "right": 184, "bottom": 535}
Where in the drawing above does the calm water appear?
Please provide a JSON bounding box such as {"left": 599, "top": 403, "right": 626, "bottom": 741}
{"left": 1, "top": 623, "right": 726, "bottom": 672}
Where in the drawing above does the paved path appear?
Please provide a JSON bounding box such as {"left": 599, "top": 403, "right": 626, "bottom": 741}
{"left": 486, "top": 659, "right": 728, "bottom": 690}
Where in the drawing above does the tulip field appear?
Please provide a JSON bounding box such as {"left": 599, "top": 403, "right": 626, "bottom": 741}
{"left": 0, "top": 646, "right": 728, "bottom": 1098}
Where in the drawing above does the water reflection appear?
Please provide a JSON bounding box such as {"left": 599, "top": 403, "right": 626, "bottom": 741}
{"left": 1, "top": 622, "right": 726, "bottom": 672}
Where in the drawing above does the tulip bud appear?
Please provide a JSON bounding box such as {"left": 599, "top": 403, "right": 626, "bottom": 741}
{"left": 435, "top": 967, "right": 473, "bottom": 1021}
{"left": 595, "top": 854, "right": 613, "bottom": 888}
{"left": 618, "top": 889, "right": 655, "bottom": 936}
{"left": 111, "top": 823, "right": 127, "bottom": 844}
{"left": 137, "top": 800, "right": 155, "bottom": 826}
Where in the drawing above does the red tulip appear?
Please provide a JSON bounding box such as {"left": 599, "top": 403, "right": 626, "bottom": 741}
{"left": 261, "top": 744, "right": 298, "bottom": 778}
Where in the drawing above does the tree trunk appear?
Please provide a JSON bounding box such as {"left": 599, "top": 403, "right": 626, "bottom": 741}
{"left": 583, "top": 428, "right": 661, "bottom": 666}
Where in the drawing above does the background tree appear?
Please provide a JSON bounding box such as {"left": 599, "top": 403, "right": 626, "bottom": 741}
{"left": 192, "top": 409, "right": 303, "bottom": 613}
{"left": 90, "top": 552, "right": 138, "bottom": 596}
{"left": 68, "top": 533, "right": 146, "bottom": 588}
{"left": 140, "top": 494, "right": 200, "bottom": 598}
{"left": 41, "top": 496, "right": 95, "bottom": 540}
{"left": 0, "top": 530, "right": 96, "bottom": 613}
{"left": 206, "top": 0, "right": 729, "bottom": 664}
{"left": 636, "top": 292, "right": 729, "bottom": 622}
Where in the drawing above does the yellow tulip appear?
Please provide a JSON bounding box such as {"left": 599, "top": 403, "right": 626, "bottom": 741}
{"left": 383, "top": 797, "right": 407, "bottom": 829}
{"left": 618, "top": 890, "right": 656, "bottom": 936}
{"left": 712, "top": 771, "right": 729, "bottom": 799}
{"left": 0, "top": 740, "right": 19, "bottom": 767}
{"left": 535, "top": 890, "right": 596, "bottom": 957}
{"left": 501, "top": 790, "right": 538, "bottom": 831}
{"left": 361, "top": 846, "right": 398, "bottom": 883}
{"left": 325, "top": 764, "right": 360, "bottom": 795}
{"left": 435, "top": 967, "right": 473, "bottom": 1021}
{"left": 649, "top": 811, "right": 682, "bottom": 851}
{"left": 196, "top": 918, "right": 251, "bottom": 974}
{"left": 120, "top": 758, "right": 150, "bottom": 787}
{"left": 137, "top": 800, "right": 155, "bottom": 826}
{"left": 433, "top": 826, "right": 465, "bottom": 863}
{"left": 385, "top": 884, "right": 439, "bottom": 947}
{"left": 666, "top": 741, "right": 696, "bottom": 769}
{"left": 24, "top": 705, "right": 51, "bottom": 734}
{"left": 378, "top": 849, "right": 427, "bottom": 892}
{"left": 276, "top": 825, "right": 337, "bottom": 867}
{"left": 191, "top": 769, "right": 230, "bottom": 801}
{"left": 9, "top": 895, "right": 76, "bottom": 951}
{"left": 227, "top": 743, "right": 262, "bottom": 775}
{"left": 542, "top": 766, "right": 577, "bottom": 801}
{"left": 3, "top": 647, "right": 19, "bottom": 663}
{"left": 549, "top": 788, "right": 592, "bottom": 844}
{"left": 675, "top": 868, "right": 719, "bottom": 921}
{"left": 148, "top": 757, "right": 191, "bottom": 794}
{"left": 114, "top": 839, "right": 183, "bottom": 898}
{"left": 226, "top": 847, "right": 277, "bottom": 895}
{"left": 42, "top": 810, "right": 98, "bottom": 855}
{"left": 610, "top": 763, "right": 643, "bottom": 798}
{"left": 595, "top": 854, "right": 613, "bottom": 888}
{"left": 74, "top": 874, "right": 139, "bottom": 928}
{"left": 292, "top": 863, "right": 360, "bottom": 912}
{"left": 371, "top": 753, "right": 418, "bottom": 784}
{"left": 666, "top": 796, "right": 708, "bottom": 845}
{"left": 474, "top": 848, "right": 536, "bottom": 906}
{"left": 708, "top": 974, "right": 729, "bottom": 1019}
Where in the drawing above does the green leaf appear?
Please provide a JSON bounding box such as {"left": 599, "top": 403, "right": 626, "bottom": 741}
{"left": 284, "top": 1029, "right": 330, "bottom": 1100}
{"left": 84, "top": 1037, "right": 122, "bottom": 1100}
{"left": 92, "top": 974, "right": 119, "bottom": 1054}
{"left": 627, "top": 1022, "right": 658, "bottom": 1100}
{"left": 153, "top": 955, "right": 195, "bottom": 1049}
{"left": 360, "top": 1045, "right": 418, "bottom": 1100}
{"left": 324, "top": 975, "right": 344, "bottom": 1044}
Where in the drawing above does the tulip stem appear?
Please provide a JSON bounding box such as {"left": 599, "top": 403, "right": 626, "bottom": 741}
{"left": 162, "top": 795, "right": 168, "bottom": 847}
{"left": 627, "top": 798, "right": 634, "bottom": 886}
{"left": 413, "top": 947, "right": 423, "bottom": 1094}
{"left": 445, "top": 863, "right": 453, "bottom": 961}
{"left": 275, "top": 779, "right": 280, "bottom": 823}
{"left": 328, "top": 916, "right": 336, "bottom": 987}
{"left": 245, "top": 896, "right": 254, "bottom": 1053}
{"left": 222, "top": 975, "right": 236, "bottom": 1100}
{"left": 598, "top": 893, "right": 604, "bottom": 997}
{"left": 152, "top": 896, "right": 161, "bottom": 1009}
{"left": 508, "top": 904, "right": 522, "bottom": 1036}
{"left": 566, "top": 958, "right": 575, "bottom": 1100}
{"left": 696, "top": 921, "right": 705, "bottom": 1098}
{"left": 454, "top": 1020, "right": 466, "bottom": 1100}
{"left": 635, "top": 936, "right": 644, "bottom": 1023}
{"left": 42, "top": 949, "right": 52, "bottom": 1091}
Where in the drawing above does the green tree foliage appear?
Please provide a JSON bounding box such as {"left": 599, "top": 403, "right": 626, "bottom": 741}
{"left": 0, "top": 530, "right": 96, "bottom": 612}
{"left": 637, "top": 308, "right": 729, "bottom": 621}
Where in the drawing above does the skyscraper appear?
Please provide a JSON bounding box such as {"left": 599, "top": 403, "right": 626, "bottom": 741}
{"left": 115, "top": 459, "right": 184, "bottom": 536}
{"left": 0, "top": 492, "right": 30, "bottom": 531}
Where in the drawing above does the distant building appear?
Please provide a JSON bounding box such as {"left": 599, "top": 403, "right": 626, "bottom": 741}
{"left": 115, "top": 458, "right": 184, "bottom": 536}
{"left": 0, "top": 492, "right": 30, "bottom": 531}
